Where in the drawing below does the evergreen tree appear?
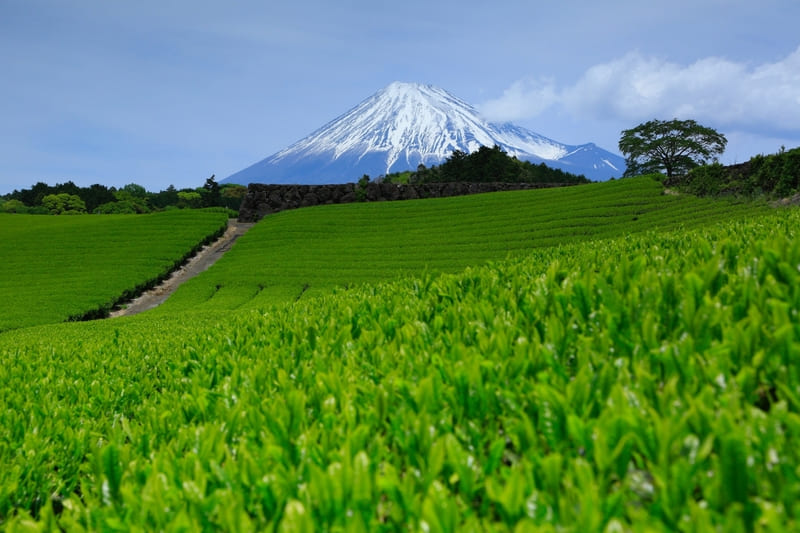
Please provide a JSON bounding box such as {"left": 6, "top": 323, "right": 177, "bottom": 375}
{"left": 201, "top": 175, "right": 222, "bottom": 207}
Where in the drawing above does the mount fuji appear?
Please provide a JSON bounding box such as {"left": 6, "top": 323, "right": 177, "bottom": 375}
{"left": 223, "top": 82, "right": 625, "bottom": 185}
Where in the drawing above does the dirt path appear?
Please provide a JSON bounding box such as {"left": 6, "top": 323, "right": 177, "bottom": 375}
{"left": 109, "top": 220, "right": 254, "bottom": 318}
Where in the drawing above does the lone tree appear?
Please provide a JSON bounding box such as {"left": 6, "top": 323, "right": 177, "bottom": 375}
{"left": 619, "top": 119, "right": 727, "bottom": 178}
{"left": 201, "top": 174, "right": 222, "bottom": 207}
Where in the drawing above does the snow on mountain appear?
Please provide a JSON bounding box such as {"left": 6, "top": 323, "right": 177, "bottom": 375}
{"left": 223, "top": 82, "right": 625, "bottom": 185}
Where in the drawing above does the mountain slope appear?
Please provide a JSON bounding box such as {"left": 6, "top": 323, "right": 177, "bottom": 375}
{"left": 224, "top": 82, "right": 625, "bottom": 185}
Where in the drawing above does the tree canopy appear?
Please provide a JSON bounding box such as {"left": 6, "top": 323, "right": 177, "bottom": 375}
{"left": 3, "top": 178, "right": 247, "bottom": 214}
{"left": 395, "top": 145, "right": 589, "bottom": 185}
{"left": 41, "top": 193, "right": 86, "bottom": 214}
{"left": 619, "top": 119, "right": 727, "bottom": 178}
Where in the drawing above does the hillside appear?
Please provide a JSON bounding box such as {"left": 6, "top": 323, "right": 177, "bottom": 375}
{"left": 0, "top": 210, "right": 229, "bottom": 332}
{"left": 157, "top": 177, "right": 767, "bottom": 311}
{"left": 1, "top": 190, "right": 798, "bottom": 529}
{"left": 675, "top": 145, "right": 800, "bottom": 198}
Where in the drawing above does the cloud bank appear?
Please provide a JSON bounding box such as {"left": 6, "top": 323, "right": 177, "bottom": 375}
{"left": 481, "top": 46, "right": 800, "bottom": 137}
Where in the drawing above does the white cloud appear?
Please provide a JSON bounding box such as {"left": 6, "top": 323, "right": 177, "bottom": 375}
{"left": 479, "top": 78, "right": 558, "bottom": 123}
{"left": 481, "top": 46, "right": 800, "bottom": 137}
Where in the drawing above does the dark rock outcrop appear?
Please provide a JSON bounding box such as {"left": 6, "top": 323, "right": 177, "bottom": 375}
{"left": 238, "top": 181, "right": 573, "bottom": 222}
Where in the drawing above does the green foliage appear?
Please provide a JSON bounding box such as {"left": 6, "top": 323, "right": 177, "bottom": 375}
{"left": 2, "top": 206, "right": 800, "bottom": 530}
{"left": 220, "top": 184, "right": 247, "bottom": 211}
{"left": 200, "top": 175, "right": 222, "bottom": 208}
{"left": 93, "top": 200, "right": 140, "bottom": 214}
{"left": 9, "top": 181, "right": 84, "bottom": 208}
{"left": 684, "top": 163, "right": 727, "bottom": 196}
{"left": 149, "top": 184, "right": 180, "bottom": 209}
{"left": 379, "top": 170, "right": 413, "bottom": 184}
{"left": 409, "top": 145, "right": 590, "bottom": 184}
{"left": 5, "top": 179, "right": 234, "bottom": 213}
{"left": 680, "top": 146, "right": 800, "bottom": 198}
{"left": 4, "top": 182, "right": 116, "bottom": 212}
{"left": 82, "top": 183, "right": 117, "bottom": 212}
{"left": 157, "top": 177, "right": 766, "bottom": 313}
{"left": 118, "top": 183, "right": 148, "bottom": 199}
{"left": 355, "top": 174, "right": 370, "bottom": 202}
{"left": 41, "top": 193, "right": 86, "bottom": 214}
{"left": 178, "top": 191, "right": 203, "bottom": 209}
{"left": 0, "top": 199, "right": 29, "bottom": 213}
{"left": 113, "top": 184, "right": 151, "bottom": 213}
{"left": 620, "top": 119, "right": 728, "bottom": 178}
{"left": 0, "top": 210, "right": 229, "bottom": 331}
{"left": 751, "top": 146, "right": 800, "bottom": 197}
{"left": 440, "top": 145, "right": 517, "bottom": 182}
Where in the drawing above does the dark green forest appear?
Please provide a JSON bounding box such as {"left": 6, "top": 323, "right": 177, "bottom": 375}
{"left": 1, "top": 176, "right": 245, "bottom": 215}
{"left": 381, "top": 145, "right": 590, "bottom": 185}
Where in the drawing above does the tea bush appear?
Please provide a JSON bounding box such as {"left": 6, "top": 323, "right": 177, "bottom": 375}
{"left": 1, "top": 206, "right": 799, "bottom": 530}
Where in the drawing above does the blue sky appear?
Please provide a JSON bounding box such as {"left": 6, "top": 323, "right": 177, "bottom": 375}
{"left": 2, "top": 0, "right": 799, "bottom": 194}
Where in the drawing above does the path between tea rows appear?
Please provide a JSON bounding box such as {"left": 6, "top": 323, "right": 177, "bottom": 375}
{"left": 110, "top": 220, "right": 254, "bottom": 318}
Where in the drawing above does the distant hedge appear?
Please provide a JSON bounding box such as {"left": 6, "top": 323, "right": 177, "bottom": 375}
{"left": 680, "top": 146, "right": 800, "bottom": 197}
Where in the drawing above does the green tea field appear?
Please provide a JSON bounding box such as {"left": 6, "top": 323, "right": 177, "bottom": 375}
{"left": 1, "top": 178, "right": 798, "bottom": 531}
{"left": 0, "top": 209, "right": 229, "bottom": 332}
{"left": 156, "top": 177, "right": 767, "bottom": 311}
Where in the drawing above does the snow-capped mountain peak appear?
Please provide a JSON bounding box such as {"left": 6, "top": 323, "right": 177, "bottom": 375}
{"left": 223, "top": 82, "right": 625, "bottom": 185}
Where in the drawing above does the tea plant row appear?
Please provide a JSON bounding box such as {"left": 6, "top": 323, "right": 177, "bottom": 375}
{"left": 158, "top": 177, "right": 767, "bottom": 313}
{"left": 1, "top": 208, "right": 798, "bottom": 530}
{"left": 0, "top": 209, "right": 230, "bottom": 332}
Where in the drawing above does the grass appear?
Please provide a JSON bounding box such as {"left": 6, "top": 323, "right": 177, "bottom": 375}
{"left": 0, "top": 209, "right": 229, "bottom": 332}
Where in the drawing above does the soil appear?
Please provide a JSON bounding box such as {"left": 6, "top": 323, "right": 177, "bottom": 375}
{"left": 109, "top": 220, "right": 254, "bottom": 318}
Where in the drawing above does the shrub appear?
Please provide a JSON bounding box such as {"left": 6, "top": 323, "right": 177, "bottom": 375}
{"left": 686, "top": 163, "right": 726, "bottom": 196}
{"left": 0, "top": 199, "right": 30, "bottom": 213}
{"left": 94, "top": 201, "right": 139, "bottom": 214}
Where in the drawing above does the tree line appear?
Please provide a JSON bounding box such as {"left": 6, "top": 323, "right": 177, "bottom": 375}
{"left": 618, "top": 118, "right": 799, "bottom": 198}
{"left": 678, "top": 146, "right": 800, "bottom": 198}
{"left": 1, "top": 176, "right": 246, "bottom": 215}
{"left": 380, "top": 145, "right": 591, "bottom": 185}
